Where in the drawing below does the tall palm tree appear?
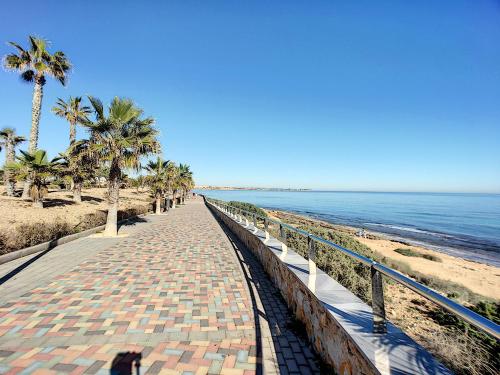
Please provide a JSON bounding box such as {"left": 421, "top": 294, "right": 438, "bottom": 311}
{"left": 178, "top": 163, "right": 194, "bottom": 204}
{"left": 52, "top": 96, "right": 91, "bottom": 144}
{"left": 170, "top": 163, "right": 180, "bottom": 208}
{"left": 0, "top": 128, "right": 26, "bottom": 196}
{"left": 3, "top": 36, "right": 71, "bottom": 198}
{"left": 7, "top": 150, "right": 61, "bottom": 208}
{"left": 81, "top": 96, "right": 160, "bottom": 236}
{"left": 52, "top": 96, "right": 92, "bottom": 197}
{"left": 144, "top": 157, "right": 175, "bottom": 214}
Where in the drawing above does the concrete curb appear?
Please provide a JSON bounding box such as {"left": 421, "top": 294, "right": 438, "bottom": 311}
{"left": 0, "top": 212, "right": 151, "bottom": 266}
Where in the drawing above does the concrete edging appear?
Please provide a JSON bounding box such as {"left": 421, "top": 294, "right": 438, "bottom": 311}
{"left": 0, "top": 212, "right": 151, "bottom": 266}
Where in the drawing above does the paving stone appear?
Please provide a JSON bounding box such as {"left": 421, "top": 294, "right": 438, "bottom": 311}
{"left": 0, "top": 197, "right": 322, "bottom": 374}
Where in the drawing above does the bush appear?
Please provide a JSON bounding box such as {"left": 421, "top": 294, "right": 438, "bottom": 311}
{"left": 78, "top": 211, "right": 108, "bottom": 231}
{"left": 395, "top": 247, "right": 442, "bottom": 262}
{"left": 228, "top": 201, "right": 268, "bottom": 218}
{"left": 428, "top": 301, "right": 500, "bottom": 374}
{"left": 4, "top": 220, "right": 74, "bottom": 251}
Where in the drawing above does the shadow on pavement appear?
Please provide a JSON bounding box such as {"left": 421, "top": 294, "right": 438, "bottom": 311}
{"left": 110, "top": 351, "right": 142, "bottom": 375}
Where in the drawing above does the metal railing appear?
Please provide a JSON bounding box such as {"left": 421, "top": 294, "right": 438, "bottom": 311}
{"left": 206, "top": 197, "right": 500, "bottom": 339}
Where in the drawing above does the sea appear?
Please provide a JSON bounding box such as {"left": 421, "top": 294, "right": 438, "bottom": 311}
{"left": 194, "top": 190, "right": 500, "bottom": 267}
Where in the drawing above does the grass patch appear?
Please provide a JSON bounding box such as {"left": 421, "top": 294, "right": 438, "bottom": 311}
{"left": 395, "top": 247, "right": 442, "bottom": 262}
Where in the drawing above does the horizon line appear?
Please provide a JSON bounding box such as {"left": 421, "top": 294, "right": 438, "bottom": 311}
{"left": 194, "top": 186, "right": 500, "bottom": 195}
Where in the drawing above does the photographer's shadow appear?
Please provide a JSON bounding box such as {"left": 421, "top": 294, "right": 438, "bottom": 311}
{"left": 110, "top": 352, "right": 142, "bottom": 375}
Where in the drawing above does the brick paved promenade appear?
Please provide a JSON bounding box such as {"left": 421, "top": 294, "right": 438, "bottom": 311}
{"left": 0, "top": 197, "right": 320, "bottom": 374}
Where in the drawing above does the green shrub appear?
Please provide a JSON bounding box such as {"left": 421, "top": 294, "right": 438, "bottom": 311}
{"left": 428, "top": 301, "right": 500, "bottom": 374}
{"left": 228, "top": 201, "right": 268, "bottom": 218}
{"left": 394, "top": 247, "right": 442, "bottom": 262}
{"left": 422, "top": 254, "right": 442, "bottom": 262}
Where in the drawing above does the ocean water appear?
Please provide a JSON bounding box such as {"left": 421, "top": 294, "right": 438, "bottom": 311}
{"left": 195, "top": 190, "right": 500, "bottom": 267}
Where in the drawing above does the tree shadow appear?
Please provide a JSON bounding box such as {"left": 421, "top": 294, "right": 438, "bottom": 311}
{"left": 117, "top": 216, "right": 148, "bottom": 230}
{"left": 43, "top": 198, "right": 75, "bottom": 208}
{"left": 0, "top": 238, "right": 61, "bottom": 286}
{"left": 110, "top": 351, "right": 142, "bottom": 375}
{"left": 82, "top": 195, "right": 104, "bottom": 203}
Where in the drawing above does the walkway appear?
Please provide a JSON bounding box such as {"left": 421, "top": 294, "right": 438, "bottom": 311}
{"left": 0, "top": 197, "right": 320, "bottom": 374}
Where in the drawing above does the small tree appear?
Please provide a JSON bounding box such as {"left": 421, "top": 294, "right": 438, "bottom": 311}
{"left": 178, "top": 163, "right": 194, "bottom": 204}
{"left": 7, "top": 150, "right": 61, "bottom": 208}
{"left": 144, "top": 158, "right": 175, "bottom": 214}
{"left": 0, "top": 128, "right": 26, "bottom": 196}
{"left": 58, "top": 140, "right": 97, "bottom": 203}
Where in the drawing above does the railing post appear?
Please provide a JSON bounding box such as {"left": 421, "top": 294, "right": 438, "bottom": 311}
{"left": 252, "top": 213, "right": 258, "bottom": 233}
{"left": 280, "top": 224, "right": 286, "bottom": 244}
{"left": 279, "top": 224, "right": 288, "bottom": 259}
{"left": 308, "top": 236, "right": 317, "bottom": 293}
{"left": 264, "top": 218, "right": 269, "bottom": 242}
{"left": 371, "top": 266, "right": 387, "bottom": 334}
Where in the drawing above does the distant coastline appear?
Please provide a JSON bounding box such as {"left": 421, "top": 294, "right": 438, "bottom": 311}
{"left": 196, "top": 186, "right": 311, "bottom": 192}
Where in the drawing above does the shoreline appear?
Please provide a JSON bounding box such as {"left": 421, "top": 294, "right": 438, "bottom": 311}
{"left": 267, "top": 208, "right": 500, "bottom": 301}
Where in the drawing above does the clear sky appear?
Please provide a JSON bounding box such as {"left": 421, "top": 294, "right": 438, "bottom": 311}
{"left": 1, "top": 1, "right": 499, "bottom": 193}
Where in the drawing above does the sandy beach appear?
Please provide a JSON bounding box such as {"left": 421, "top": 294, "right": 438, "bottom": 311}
{"left": 268, "top": 209, "right": 500, "bottom": 301}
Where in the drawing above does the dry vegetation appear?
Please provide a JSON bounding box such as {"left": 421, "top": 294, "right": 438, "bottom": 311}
{"left": 0, "top": 186, "right": 152, "bottom": 254}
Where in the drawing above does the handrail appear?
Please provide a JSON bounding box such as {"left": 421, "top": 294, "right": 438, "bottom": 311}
{"left": 205, "top": 197, "right": 500, "bottom": 340}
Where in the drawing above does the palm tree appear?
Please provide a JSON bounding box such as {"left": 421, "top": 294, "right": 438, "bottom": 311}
{"left": 144, "top": 158, "right": 175, "bottom": 214}
{"left": 7, "top": 150, "right": 61, "bottom": 208}
{"left": 131, "top": 175, "right": 146, "bottom": 193}
{"left": 3, "top": 36, "right": 71, "bottom": 198}
{"left": 52, "top": 96, "right": 91, "bottom": 144}
{"left": 52, "top": 96, "right": 92, "bottom": 198}
{"left": 170, "top": 164, "right": 180, "bottom": 208}
{"left": 178, "top": 163, "right": 194, "bottom": 204}
{"left": 58, "top": 140, "right": 97, "bottom": 203}
{"left": 0, "top": 128, "right": 26, "bottom": 196}
{"left": 81, "top": 96, "right": 160, "bottom": 236}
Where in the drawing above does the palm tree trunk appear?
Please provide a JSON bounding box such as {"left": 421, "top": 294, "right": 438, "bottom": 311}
{"left": 69, "top": 120, "right": 77, "bottom": 193}
{"left": 73, "top": 181, "right": 82, "bottom": 203}
{"left": 104, "top": 160, "right": 120, "bottom": 236}
{"left": 22, "top": 78, "right": 44, "bottom": 199}
{"left": 32, "top": 183, "right": 43, "bottom": 208}
{"left": 4, "top": 142, "right": 15, "bottom": 197}
{"left": 69, "top": 119, "right": 76, "bottom": 145}
{"left": 155, "top": 195, "right": 162, "bottom": 214}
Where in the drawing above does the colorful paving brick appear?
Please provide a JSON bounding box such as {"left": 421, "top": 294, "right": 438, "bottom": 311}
{"left": 0, "top": 197, "right": 321, "bottom": 374}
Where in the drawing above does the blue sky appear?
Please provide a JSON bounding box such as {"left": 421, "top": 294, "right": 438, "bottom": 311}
{"left": 1, "top": 1, "right": 499, "bottom": 193}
